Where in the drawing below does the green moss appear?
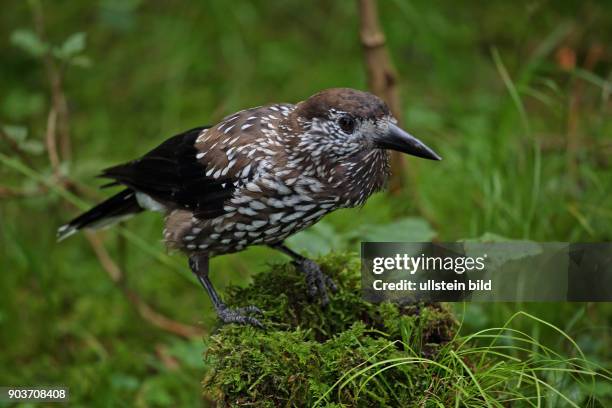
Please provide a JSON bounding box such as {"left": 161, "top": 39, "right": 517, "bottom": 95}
{"left": 202, "top": 253, "right": 459, "bottom": 407}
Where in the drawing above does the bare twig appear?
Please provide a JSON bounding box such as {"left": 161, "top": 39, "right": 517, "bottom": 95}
{"left": 155, "top": 344, "right": 180, "bottom": 371}
{"left": 358, "top": 0, "right": 405, "bottom": 193}
{"left": 0, "top": 185, "right": 45, "bottom": 199}
{"left": 357, "top": 0, "right": 440, "bottom": 228}
{"left": 45, "top": 108, "right": 61, "bottom": 175}
{"left": 85, "top": 233, "right": 205, "bottom": 339}
{"left": 30, "top": 0, "right": 72, "bottom": 162}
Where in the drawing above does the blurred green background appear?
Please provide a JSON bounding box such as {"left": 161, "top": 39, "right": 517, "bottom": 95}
{"left": 0, "top": 0, "right": 610, "bottom": 406}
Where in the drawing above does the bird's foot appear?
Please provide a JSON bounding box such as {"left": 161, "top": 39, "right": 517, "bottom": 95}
{"left": 295, "top": 259, "right": 338, "bottom": 306}
{"left": 216, "top": 304, "right": 264, "bottom": 328}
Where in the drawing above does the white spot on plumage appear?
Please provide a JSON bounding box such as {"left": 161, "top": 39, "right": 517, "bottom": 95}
{"left": 238, "top": 207, "right": 257, "bottom": 216}
{"left": 282, "top": 221, "right": 298, "bottom": 232}
{"left": 249, "top": 200, "right": 265, "bottom": 210}
{"left": 282, "top": 212, "right": 304, "bottom": 222}
{"left": 247, "top": 220, "right": 267, "bottom": 231}
{"left": 264, "top": 226, "right": 281, "bottom": 235}
{"left": 246, "top": 182, "right": 261, "bottom": 192}
{"left": 269, "top": 212, "right": 285, "bottom": 223}
{"left": 305, "top": 209, "right": 327, "bottom": 221}
{"left": 276, "top": 183, "right": 291, "bottom": 195}
{"left": 241, "top": 164, "right": 251, "bottom": 179}
{"left": 296, "top": 204, "right": 316, "bottom": 211}
{"left": 267, "top": 198, "right": 285, "bottom": 208}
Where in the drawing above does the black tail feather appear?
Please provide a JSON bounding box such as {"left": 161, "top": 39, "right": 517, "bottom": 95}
{"left": 57, "top": 189, "right": 143, "bottom": 241}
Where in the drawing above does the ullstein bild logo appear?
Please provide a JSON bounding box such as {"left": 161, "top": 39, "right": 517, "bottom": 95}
{"left": 361, "top": 242, "right": 612, "bottom": 303}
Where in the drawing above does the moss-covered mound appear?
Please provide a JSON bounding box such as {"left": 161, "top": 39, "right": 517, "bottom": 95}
{"left": 202, "top": 253, "right": 458, "bottom": 407}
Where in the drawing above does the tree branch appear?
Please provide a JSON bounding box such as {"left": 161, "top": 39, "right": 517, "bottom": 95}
{"left": 358, "top": 0, "right": 405, "bottom": 193}
{"left": 85, "top": 233, "right": 205, "bottom": 339}
{"left": 30, "top": 0, "right": 72, "bottom": 163}
{"left": 0, "top": 185, "right": 45, "bottom": 199}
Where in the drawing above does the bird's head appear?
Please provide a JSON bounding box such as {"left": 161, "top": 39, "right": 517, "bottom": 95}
{"left": 291, "top": 88, "right": 441, "bottom": 162}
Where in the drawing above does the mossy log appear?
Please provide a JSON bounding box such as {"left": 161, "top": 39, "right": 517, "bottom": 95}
{"left": 202, "top": 253, "right": 458, "bottom": 407}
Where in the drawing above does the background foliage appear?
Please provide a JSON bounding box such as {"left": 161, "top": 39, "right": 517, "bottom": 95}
{"left": 0, "top": 0, "right": 610, "bottom": 406}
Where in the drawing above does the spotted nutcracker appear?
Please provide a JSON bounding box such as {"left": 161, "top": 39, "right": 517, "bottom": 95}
{"left": 58, "top": 88, "right": 441, "bottom": 327}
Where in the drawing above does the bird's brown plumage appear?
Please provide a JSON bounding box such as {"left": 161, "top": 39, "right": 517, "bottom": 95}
{"left": 59, "top": 88, "right": 440, "bottom": 327}
{"left": 160, "top": 89, "right": 391, "bottom": 255}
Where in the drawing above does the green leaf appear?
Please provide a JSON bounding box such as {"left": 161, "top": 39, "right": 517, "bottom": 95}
{"left": 2, "top": 125, "right": 28, "bottom": 142}
{"left": 461, "top": 232, "right": 517, "bottom": 242}
{"left": 110, "top": 373, "right": 139, "bottom": 391}
{"left": 69, "top": 55, "right": 92, "bottom": 68}
{"left": 10, "top": 29, "right": 48, "bottom": 57}
{"left": 19, "top": 140, "right": 44, "bottom": 155}
{"left": 54, "top": 32, "right": 87, "bottom": 59}
{"left": 462, "top": 232, "right": 543, "bottom": 269}
{"left": 286, "top": 222, "right": 343, "bottom": 256}
{"left": 355, "top": 217, "right": 437, "bottom": 242}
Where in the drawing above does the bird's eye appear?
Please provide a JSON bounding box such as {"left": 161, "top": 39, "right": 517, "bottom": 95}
{"left": 338, "top": 116, "right": 355, "bottom": 133}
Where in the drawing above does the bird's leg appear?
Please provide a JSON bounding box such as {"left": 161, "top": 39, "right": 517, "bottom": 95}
{"left": 271, "top": 243, "right": 338, "bottom": 306}
{"left": 188, "top": 254, "right": 263, "bottom": 328}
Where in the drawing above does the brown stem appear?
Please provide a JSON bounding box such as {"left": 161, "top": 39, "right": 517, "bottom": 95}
{"left": 45, "top": 108, "right": 61, "bottom": 175}
{"left": 85, "top": 233, "right": 205, "bottom": 339}
{"left": 30, "top": 0, "right": 72, "bottom": 163}
{"left": 358, "top": 0, "right": 405, "bottom": 193}
{"left": 0, "top": 185, "right": 45, "bottom": 199}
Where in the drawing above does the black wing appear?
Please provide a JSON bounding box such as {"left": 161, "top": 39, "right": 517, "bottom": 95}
{"left": 99, "top": 126, "right": 236, "bottom": 219}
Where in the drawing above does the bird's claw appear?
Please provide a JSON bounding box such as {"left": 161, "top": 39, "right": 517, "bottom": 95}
{"left": 296, "top": 259, "right": 338, "bottom": 306}
{"left": 217, "top": 304, "right": 264, "bottom": 328}
{"left": 235, "top": 305, "right": 263, "bottom": 315}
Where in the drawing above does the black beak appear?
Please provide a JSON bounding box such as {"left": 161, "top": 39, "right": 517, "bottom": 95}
{"left": 375, "top": 123, "right": 441, "bottom": 161}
